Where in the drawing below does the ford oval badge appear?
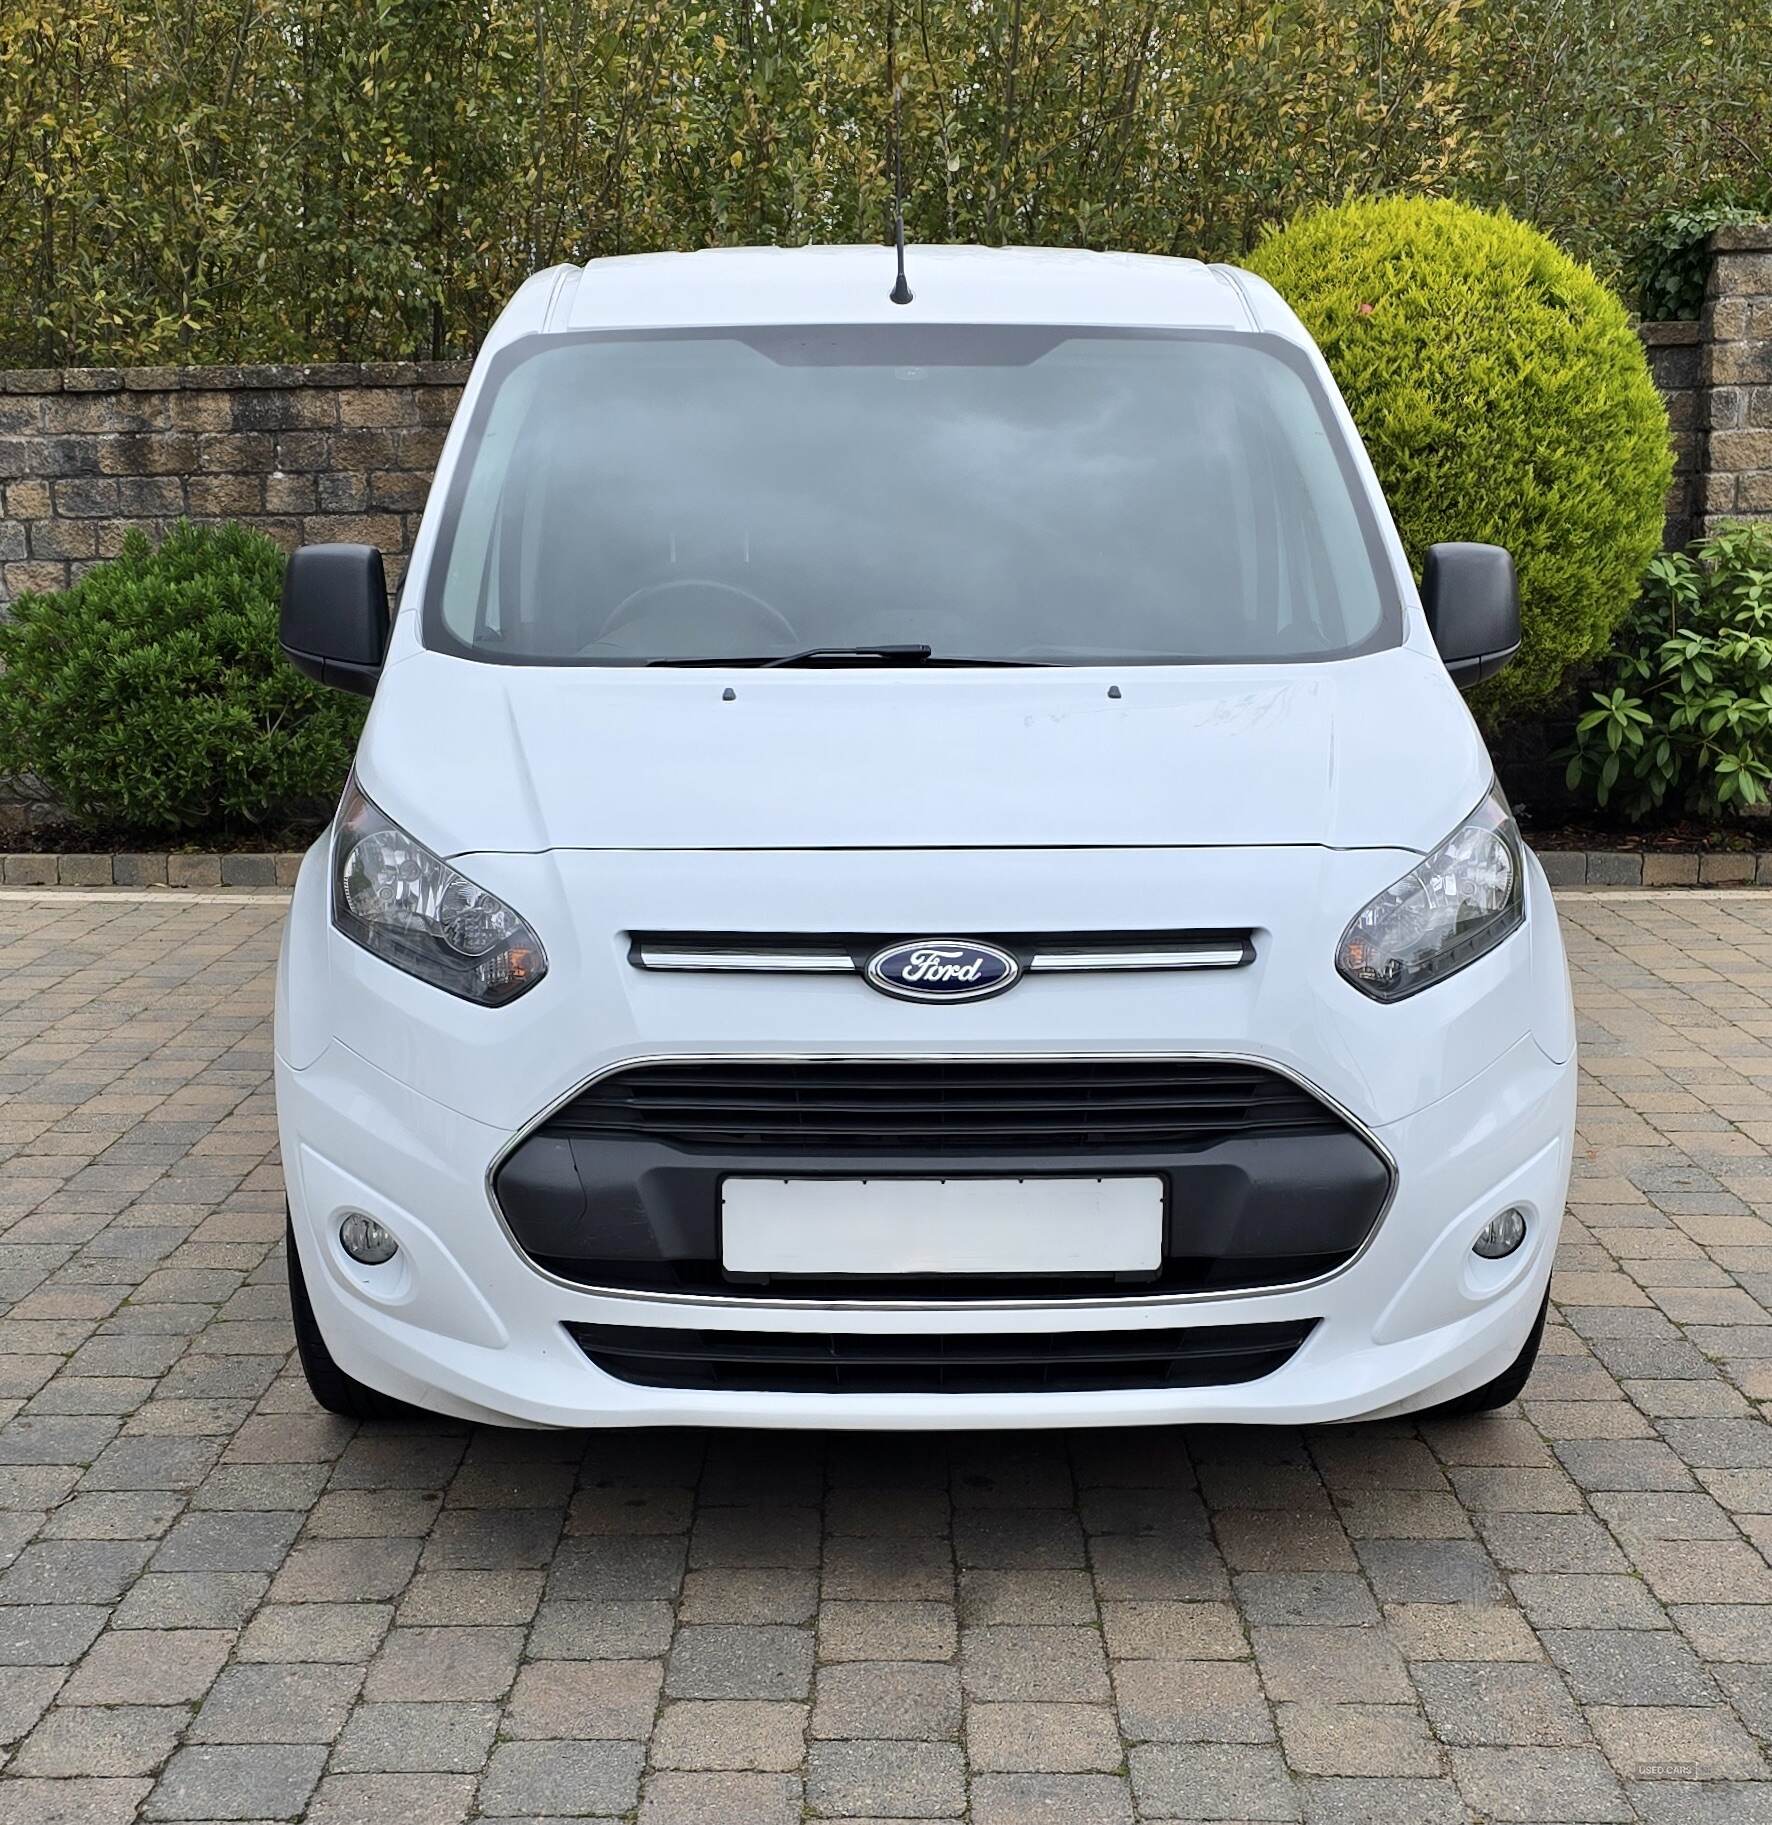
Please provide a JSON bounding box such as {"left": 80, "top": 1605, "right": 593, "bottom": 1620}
{"left": 865, "top": 938, "right": 1021, "bottom": 1004}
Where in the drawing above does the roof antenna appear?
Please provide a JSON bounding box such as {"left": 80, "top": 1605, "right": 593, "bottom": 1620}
{"left": 886, "top": 0, "right": 912, "bottom": 305}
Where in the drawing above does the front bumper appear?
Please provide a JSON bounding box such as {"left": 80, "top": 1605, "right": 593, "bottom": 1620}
{"left": 275, "top": 838, "right": 1576, "bottom": 1428}
{"left": 277, "top": 1024, "right": 1573, "bottom": 1429}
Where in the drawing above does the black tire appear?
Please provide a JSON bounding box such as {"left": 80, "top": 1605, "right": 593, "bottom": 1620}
{"left": 285, "top": 1214, "right": 414, "bottom": 1420}
{"left": 1419, "top": 1289, "right": 1549, "bottom": 1420}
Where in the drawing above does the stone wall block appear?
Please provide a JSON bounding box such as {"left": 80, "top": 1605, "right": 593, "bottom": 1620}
{"left": 1708, "top": 342, "right": 1772, "bottom": 388}
{"left": 169, "top": 391, "right": 236, "bottom": 432}
{"left": 394, "top": 428, "right": 447, "bottom": 468}
{"left": 274, "top": 431, "right": 332, "bottom": 471}
{"left": 265, "top": 473, "right": 319, "bottom": 514}
{"left": 42, "top": 392, "right": 171, "bottom": 435}
{"left": 28, "top": 518, "right": 99, "bottom": 560}
{"left": 415, "top": 387, "right": 465, "bottom": 425}
{"left": 52, "top": 478, "right": 120, "bottom": 518}
{"left": 340, "top": 389, "right": 421, "bottom": 428}
{"left": 317, "top": 472, "right": 370, "bottom": 513}
{"left": 5, "top": 479, "right": 52, "bottom": 519}
{"left": 330, "top": 428, "right": 400, "bottom": 470}
{"left": 97, "top": 433, "right": 196, "bottom": 476}
{"left": 230, "top": 389, "right": 338, "bottom": 432}
{"left": 196, "top": 432, "right": 278, "bottom": 473}
{"left": 369, "top": 470, "right": 430, "bottom": 511}
{"left": 0, "top": 370, "right": 63, "bottom": 393}
{"left": 4, "top": 560, "right": 70, "bottom": 595}
{"left": 115, "top": 477, "right": 186, "bottom": 515}
{"left": 186, "top": 474, "right": 266, "bottom": 517}
{"left": 301, "top": 512, "right": 403, "bottom": 547}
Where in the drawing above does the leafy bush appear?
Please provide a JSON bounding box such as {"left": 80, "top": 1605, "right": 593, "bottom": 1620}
{"left": 1247, "top": 196, "right": 1672, "bottom": 722}
{"left": 1563, "top": 525, "right": 1772, "bottom": 819}
{"left": 0, "top": 522, "right": 363, "bottom": 838}
{"left": 1632, "top": 202, "right": 1766, "bottom": 319}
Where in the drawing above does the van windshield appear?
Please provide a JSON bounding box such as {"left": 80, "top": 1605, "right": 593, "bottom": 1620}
{"left": 424, "top": 325, "right": 1397, "bottom": 666}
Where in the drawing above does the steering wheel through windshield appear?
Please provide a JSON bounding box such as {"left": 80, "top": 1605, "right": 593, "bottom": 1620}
{"left": 588, "top": 577, "right": 798, "bottom": 654}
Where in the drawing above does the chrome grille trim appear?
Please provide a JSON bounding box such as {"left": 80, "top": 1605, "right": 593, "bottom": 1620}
{"left": 1027, "top": 946, "right": 1249, "bottom": 972}
{"left": 632, "top": 932, "right": 1255, "bottom": 975}
{"left": 638, "top": 948, "right": 853, "bottom": 972}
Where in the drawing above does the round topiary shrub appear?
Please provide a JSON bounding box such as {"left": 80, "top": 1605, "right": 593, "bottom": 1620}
{"left": 1246, "top": 195, "right": 1672, "bottom": 723}
{"left": 0, "top": 520, "right": 363, "bottom": 838}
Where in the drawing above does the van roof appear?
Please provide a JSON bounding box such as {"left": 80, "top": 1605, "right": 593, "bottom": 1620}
{"left": 495, "top": 245, "right": 1299, "bottom": 345}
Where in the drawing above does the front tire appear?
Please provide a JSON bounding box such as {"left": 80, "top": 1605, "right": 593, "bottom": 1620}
{"left": 285, "top": 1214, "right": 414, "bottom": 1420}
{"left": 1419, "top": 1289, "right": 1549, "bottom": 1420}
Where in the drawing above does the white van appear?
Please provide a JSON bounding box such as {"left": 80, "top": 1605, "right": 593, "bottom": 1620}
{"left": 273, "top": 245, "right": 1575, "bottom": 1431}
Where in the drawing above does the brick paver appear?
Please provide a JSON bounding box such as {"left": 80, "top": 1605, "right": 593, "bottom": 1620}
{"left": 3, "top": 885, "right": 1772, "bottom": 1820}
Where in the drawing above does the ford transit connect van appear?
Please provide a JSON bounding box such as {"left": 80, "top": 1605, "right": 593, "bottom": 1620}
{"left": 274, "top": 245, "right": 1576, "bottom": 1430}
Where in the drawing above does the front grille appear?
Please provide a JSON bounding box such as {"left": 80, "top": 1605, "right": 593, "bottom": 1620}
{"left": 568, "top": 1318, "right": 1317, "bottom": 1395}
{"left": 544, "top": 1059, "right": 1345, "bottom": 1153}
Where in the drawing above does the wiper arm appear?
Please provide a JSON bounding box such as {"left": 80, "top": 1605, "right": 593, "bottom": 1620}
{"left": 647, "top": 644, "right": 928, "bottom": 669}
{"left": 763, "top": 643, "right": 934, "bottom": 668}
{"left": 649, "top": 645, "right": 1050, "bottom": 668}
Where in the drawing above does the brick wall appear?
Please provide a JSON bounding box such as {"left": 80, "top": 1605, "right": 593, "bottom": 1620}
{"left": 1639, "top": 321, "right": 1702, "bottom": 549}
{"left": 0, "top": 363, "right": 467, "bottom": 604}
{"left": 2, "top": 234, "right": 1771, "bottom": 609}
{"left": 1702, "top": 224, "right": 1772, "bottom": 532}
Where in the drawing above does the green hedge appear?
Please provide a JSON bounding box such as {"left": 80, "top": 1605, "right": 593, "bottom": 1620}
{"left": 1248, "top": 197, "right": 1672, "bottom": 723}
{"left": 0, "top": 523, "right": 362, "bottom": 839}
{"left": 2, "top": 0, "right": 1767, "bottom": 365}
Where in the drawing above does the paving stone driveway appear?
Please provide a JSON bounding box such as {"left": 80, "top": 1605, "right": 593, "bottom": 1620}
{"left": 3, "top": 886, "right": 1772, "bottom": 1824}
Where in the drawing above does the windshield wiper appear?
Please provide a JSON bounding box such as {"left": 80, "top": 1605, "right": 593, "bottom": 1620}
{"left": 764, "top": 643, "right": 934, "bottom": 667}
{"left": 648, "top": 645, "right": 1049, "bottom": 668}
{"left": 649, "top": 644, "right": 930, "bottom": 668}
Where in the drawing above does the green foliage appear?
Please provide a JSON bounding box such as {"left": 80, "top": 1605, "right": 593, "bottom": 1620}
{"left": 1633, "top": 202, "right": 1769, "bottom": 320}
{"left": 0, "top": 522, "right": 363, "bottom": 837}
{"left": 1563, "top": 526, "right": 1772, "bottom": 820}
{"left": 1246, "top": 196, "right": 1672, "bottom": 723}
{"left": 0, "top": 0, "right": 1766, "bottom": 365}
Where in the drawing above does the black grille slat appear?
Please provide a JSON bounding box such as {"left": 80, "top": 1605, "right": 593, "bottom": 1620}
{"left": 569, "top": 1318, "right": 1317, "bottom": 1394}
{"left": 585, "top": 1333, "right": 1288, "bottom": 1368}
{"left": 546, "top": 1059, "right": 1343, "bottom": 1153}
{"left": 553, "top": 1117, "right": 1335, "bottom": 1142}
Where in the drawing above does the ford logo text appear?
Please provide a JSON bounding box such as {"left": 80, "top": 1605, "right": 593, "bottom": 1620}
{"left": 864, "top": 939, "right": 1021, "bottom": 1004}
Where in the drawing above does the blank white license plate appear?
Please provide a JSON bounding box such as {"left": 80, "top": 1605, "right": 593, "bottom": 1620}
{"left": 720, "top": 1177, "right": 1165, "bottom": 1277}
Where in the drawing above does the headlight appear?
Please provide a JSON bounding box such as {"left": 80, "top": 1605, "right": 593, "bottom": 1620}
{"left": 1336, "top": 784, "right": 1525, "bottom": 1003}
{"left": 330, "top": 779, "right": 547, "bottom": 1005}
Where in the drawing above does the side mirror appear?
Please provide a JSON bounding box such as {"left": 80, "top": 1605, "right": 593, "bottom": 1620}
{"left": 280, "top": 544, "right": 391, "bottom": 697}
{"left": 1420, "top": 542, "right": 1520, "bottom": 690}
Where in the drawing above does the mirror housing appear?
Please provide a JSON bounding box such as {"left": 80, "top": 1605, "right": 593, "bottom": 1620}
{"left": 280, "top": 544, "right": 391, "bottom": 697}
{"left": 1420, "top": 542, "right": 1520, "bottom": 689}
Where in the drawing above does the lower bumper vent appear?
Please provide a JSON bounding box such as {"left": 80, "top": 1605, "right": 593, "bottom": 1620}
{"left": 567, "top": 1318, "right": 1317, "bottom": 1396}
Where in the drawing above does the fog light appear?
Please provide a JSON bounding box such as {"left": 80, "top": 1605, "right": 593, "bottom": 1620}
{"left": 1472, "top": 1207, "right": 1527, "bottom": 1260}
{"left": 339, "top": 1213, "right": 398, "bottom": 1265}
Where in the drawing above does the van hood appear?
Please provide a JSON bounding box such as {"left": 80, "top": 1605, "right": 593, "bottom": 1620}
{"left": 358, "top": 645, "right": 1489, "bottom": 858}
